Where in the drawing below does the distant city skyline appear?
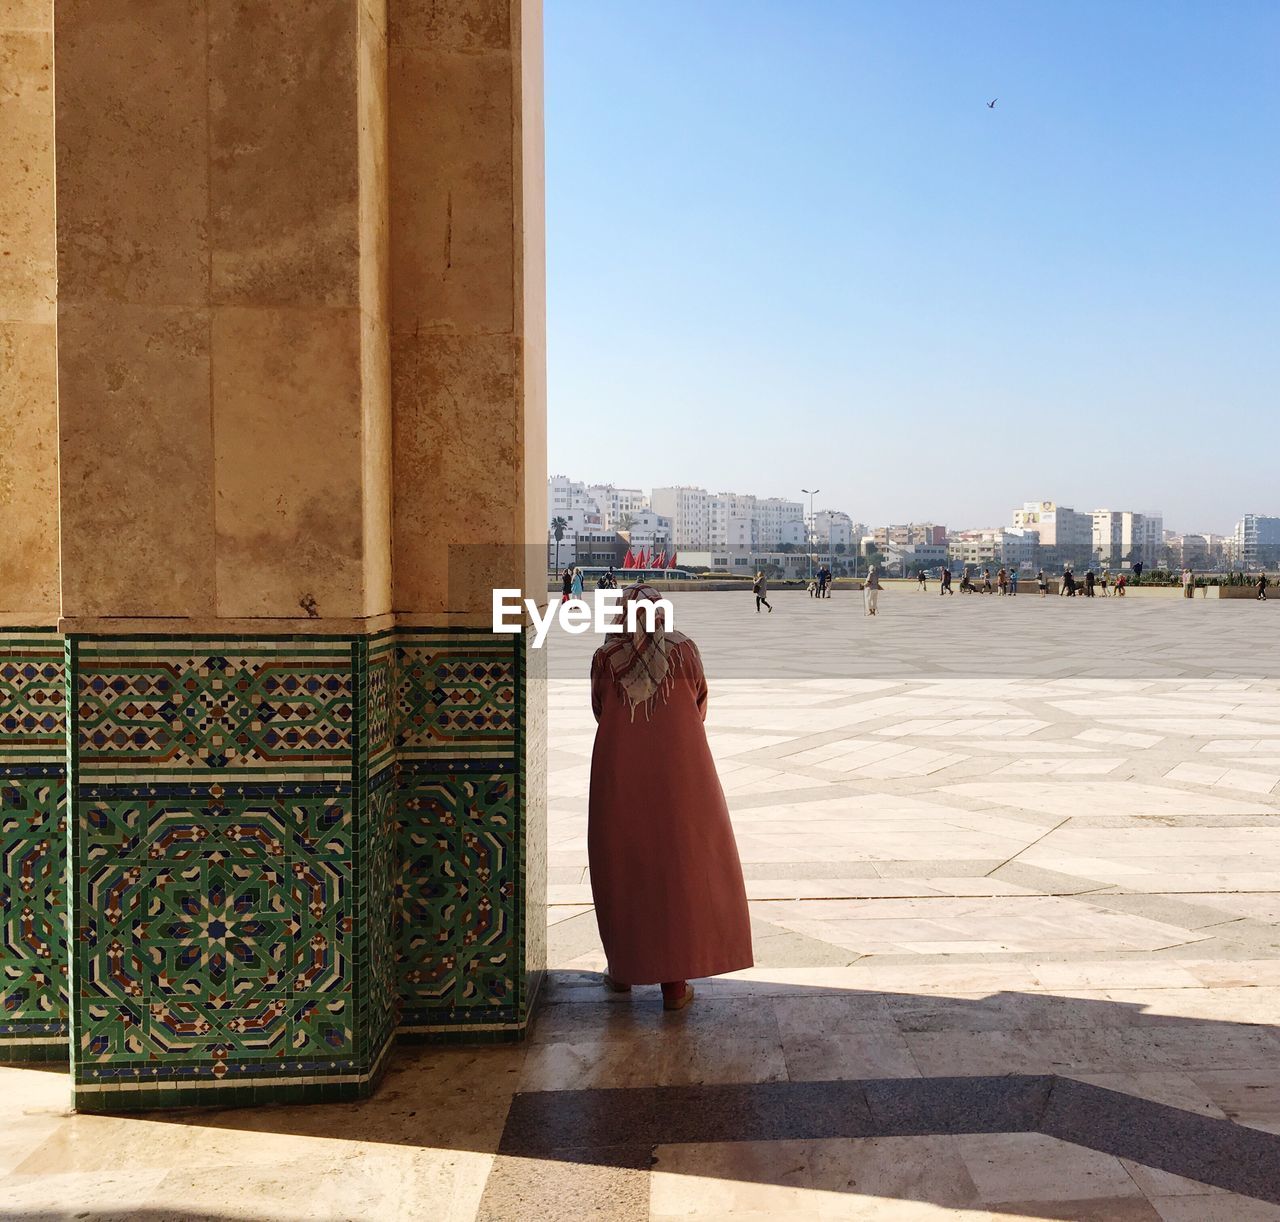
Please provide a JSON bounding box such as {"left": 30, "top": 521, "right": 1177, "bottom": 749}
{"left": 551, "top": 470, "right": 1242, "bottom": 540}
{"left": 546, "top": 1, "right": 1279, "bottom": 536}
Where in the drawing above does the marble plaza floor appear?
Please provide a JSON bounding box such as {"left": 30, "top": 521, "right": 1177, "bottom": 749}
{"left": 5, "top": 591, "right": 1280, "bottom": 1219}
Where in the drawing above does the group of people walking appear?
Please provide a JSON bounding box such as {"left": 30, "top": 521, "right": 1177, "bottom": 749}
{"left": 754, "top": 568, "right": 882, "bottom": 615}
{"left": 928, "top": 565, "right": 1131, "bottom": 599}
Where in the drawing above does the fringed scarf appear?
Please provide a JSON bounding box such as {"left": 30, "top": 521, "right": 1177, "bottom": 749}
{"left": 596, "top": 583, "right": 690, "bottom": 720}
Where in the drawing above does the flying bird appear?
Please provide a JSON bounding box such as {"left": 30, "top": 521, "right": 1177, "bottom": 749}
{"left": 987, "top": 98, "right": 998, "bottom": 108}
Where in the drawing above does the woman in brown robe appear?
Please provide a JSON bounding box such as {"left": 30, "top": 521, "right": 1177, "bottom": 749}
{"left": 588, "top": 584, "right": 754, "bottom": 1010}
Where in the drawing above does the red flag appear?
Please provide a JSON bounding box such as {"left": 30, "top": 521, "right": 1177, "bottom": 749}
{"left": 668, "top": 550, "right": 677, "bottom": 569}
{"left": 622, "top": 549, "right": 635, "bottom": 569}
{"left": 654, "top": 550, "right": 667, "bottom": 569}
{"left": 637, "top": 548, "right": 649, "bottom": 569}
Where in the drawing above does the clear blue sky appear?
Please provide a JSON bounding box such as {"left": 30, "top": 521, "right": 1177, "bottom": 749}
{"left": 545, "top": 0, "right": 1279, "bottom": 534}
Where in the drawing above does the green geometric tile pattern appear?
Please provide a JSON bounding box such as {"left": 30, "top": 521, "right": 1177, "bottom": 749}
{"left": 67, "top": 637, "right": 389, "bottom": 1110}
{"left": 395, "top": 634, "right": 517, "bottom": 757}
{"left": 0, "top": 630, "right": 68, "bottom": 1061}
{"left": 0, "top": 634, "right": 65, "bottom": 759}
{"left": 393, "top": 631, "right": 533, "bottom": 1036}
{"left": 75, "top": 643, "right": 354, "bottom": 775}
{"left": 5, "top": 626, "right": 540, "bottom": 1101}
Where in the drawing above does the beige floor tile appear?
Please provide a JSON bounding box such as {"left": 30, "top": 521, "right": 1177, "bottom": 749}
{"left": 956, "top": 1132, "right": 1143, "bottom": 1203}
{"left": 650, "top": 1139, "right": 819, "bottom": 1219}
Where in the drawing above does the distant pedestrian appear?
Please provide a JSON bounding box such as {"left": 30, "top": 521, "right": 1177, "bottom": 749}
{"left": 940, "top": 566, "right": 954, "bottom": 595}
{"left": 1258, "top": 574, "right": 1269, "bottom": 601}
{"left": 1116, "top": 574, "right": 1127, "bottom": 596}
{"left": 997, "top": 567, "right": 1008, "bottom": 595}
{"left": 864, "top": 566, "right": 882, "bottom": 616}
{"left": 982, "top": 569, "right": 993, "bottom": 594}
{"left": 1009, "top": 570, "right": 1019, "bottom": 596}
{"left": 1063, "top": 570, "right": 1078, "bottom": 597}
{"left": 1084, "top": 570, "right": 1096, "bottom": 597}
{"left": 960, "top": 566, "right": 975, "bottom": 593}
{"left": 1037, "top": 569, "right": 1047, "bottom": 598}
{"left": 561, "top": 567, "right": 573, "bottom": 603}
{"left": 1182, "top": 568, "right": 1194, "bottom": 599}
{"left": 753, "top": 572, "right": 772, "bottom": 614}
{"left": 918, "top": 569, "right": 928, "bottom": 592}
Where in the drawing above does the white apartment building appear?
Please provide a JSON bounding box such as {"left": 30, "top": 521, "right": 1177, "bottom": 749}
{"left": 1139, "top": 512, "right": 1164, "bottom": 567}
{"left": 585, "top": 484, "right": 647, "bottom": 531}
{"left": 1013, "top": 502, "right": 1092, "bottom": 549}
{"left": 756, "top": 497, "right": 805, "bottom": 548}
{"left": 1092, "top": 510, "right": 1164, "bottom": 568}
{"left": 1234, "top": 514, "right": 1280, "bottom": 568}
{"left": 813, "top": 510, "right": 854, "bottom": 551}
{"left": 949, "top": 527, "right": 1040, "bottom": 570}
{"left": 548, "top": 475, "right": 585, "bottom": 520}
{"left": 709, "top": 493, "right": 757, "bottom": 549}
{"left": 650, "top": 486, "right": 712, "bottom": 548}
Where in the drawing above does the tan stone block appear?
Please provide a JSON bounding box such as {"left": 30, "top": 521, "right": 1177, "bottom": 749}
{"left": 1, "top": 1, "right": 52, "bottom": 31}
{"left": 361, "top": 309, "right": 393, "bottom": 617}
{"left": 212, "top": 306, "right": 365, "bottom": 619}
{"left": 388, "top": 43, "right": 515, "bottom": 334}
{"left": 0, "top": 321, "right": 58, "bottom": 616}
{"left": 359, "top": 0, "right": 390, "bottom": 326}
{"left": 361, "top": 0, "right": 387, "bottom": 43}
{"left": 57, "top": 304, "right": 214, "bottom": 617}
{"left": 54, "top": 0, "right": 208, "bottom": 305}
{"left": 0, "top": 30, "right": 55, "bottom": 324}
{"left": 208, "top": 1, "right": 360, "bottom": 307}
{"left": 388, "top": 0, "right": 510, "bottom": 50}
{"left": 392, "top": 330, "right": 523, "bottom": 613}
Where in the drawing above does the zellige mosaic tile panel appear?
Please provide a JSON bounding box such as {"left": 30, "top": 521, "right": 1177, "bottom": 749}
{"left": 68, "top": 637, "right": 390, "bottom": 1109}
{"left": 0, "top": 630, "right": 68, "bottom": 1061}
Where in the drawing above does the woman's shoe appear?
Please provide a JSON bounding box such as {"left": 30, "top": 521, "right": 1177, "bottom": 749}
{"left": 603, "top": 973, "right": 631, "bottom": 993}
{"left": 662, "top": 982, "right": 695, "bottom": 1012}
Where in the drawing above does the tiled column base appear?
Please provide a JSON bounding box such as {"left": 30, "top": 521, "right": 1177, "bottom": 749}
{"left": 0, "top": 629, "right": 68, "bottom": 1062}
{"left": 67, "top": 635, "right": 395, "bottom": 1111}
{"left": 6, "top": 626, "right": 545, "bottom": 1105}
{"left": 392, "top": 630, "right": 544, "bottom": 1041}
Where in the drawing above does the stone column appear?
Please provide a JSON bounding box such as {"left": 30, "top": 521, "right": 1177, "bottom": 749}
{"left": 0, "top": 0, "right": 66, "bottom": 1063}
{"left": 1, "top": 0, "right": 546, "bottom": 1103}
{"left": 384, "top": 0, "right": 547, "bottom": 1039}
{"left": 53, "top": 0, "right": 395, "bottom": 1109}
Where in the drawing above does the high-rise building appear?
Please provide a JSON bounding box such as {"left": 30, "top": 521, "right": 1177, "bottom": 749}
{"left": 1234, "top": 515, "right": 1280, "bottom": 569}
{"left": 650, "top": 486, "right": 712, "bottom": 547}
{"left": 708, "top": 492, "right": 758, "bottom": 548}
{"left": 756, "top": 498, "right": 805, "bottom": 548}
{"left": 1093, "top": 509, "right": 1163, "bottom": 569}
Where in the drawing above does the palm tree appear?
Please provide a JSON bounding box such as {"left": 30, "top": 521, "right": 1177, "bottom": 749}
{"left": 550, "top": 516, "right": 568, "bottom": 570}
{"left": 618, "top": 512, "right": 634, "bottom": 533}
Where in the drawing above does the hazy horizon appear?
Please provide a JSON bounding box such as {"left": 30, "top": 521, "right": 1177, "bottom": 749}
{"left": 546, "top": 0, "right": 1279, "bottom": 537}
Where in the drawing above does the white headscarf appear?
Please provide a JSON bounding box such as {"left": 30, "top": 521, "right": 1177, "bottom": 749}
{"left": 595, "top": 584, "right": 690, "bottom": 719}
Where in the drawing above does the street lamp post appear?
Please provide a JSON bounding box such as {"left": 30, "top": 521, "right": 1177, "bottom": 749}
{"left": 801, "top": 488, "right": 820, "bottom": 581}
